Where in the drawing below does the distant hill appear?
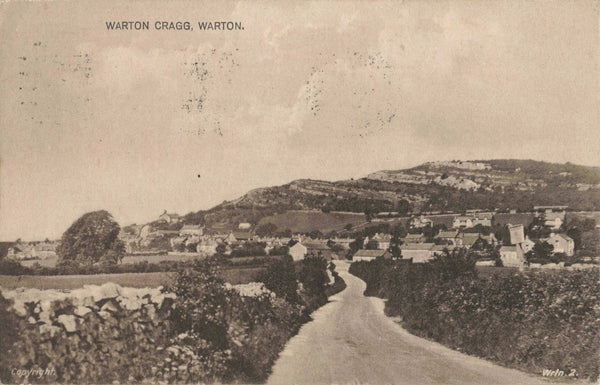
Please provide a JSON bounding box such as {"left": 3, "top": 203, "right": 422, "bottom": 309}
{"left": 180, "top": 159, "right": 600, "bottom": 230}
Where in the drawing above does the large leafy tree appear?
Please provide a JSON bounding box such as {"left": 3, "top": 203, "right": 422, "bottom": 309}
{"left": 57, "top": 210, "right": 125, "bottom": 265}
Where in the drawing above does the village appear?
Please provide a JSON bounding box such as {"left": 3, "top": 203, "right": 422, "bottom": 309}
{"left": 5, "top": 205, "right": 598, "bottom": 272}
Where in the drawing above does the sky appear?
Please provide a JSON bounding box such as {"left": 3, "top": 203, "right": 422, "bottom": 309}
{"left": 0, "top": 0, "right": 598, "bottom": 241}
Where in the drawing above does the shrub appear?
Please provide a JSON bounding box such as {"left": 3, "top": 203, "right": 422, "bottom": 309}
{"left": 0, "top": 259, "right": 33, "bottom": 275}
{"left": 256, "top": 256, "right": 299, "bottom": 303}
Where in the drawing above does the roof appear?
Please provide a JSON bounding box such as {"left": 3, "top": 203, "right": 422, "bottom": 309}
{"left": 436, "top": 230, "right": 459, "bottom": 238}
{"left": 303, "top": 241, "right": 330, "bottom": 250}
{"left": 473, "top": 213, "right": 493, "bottom": 220}
{"left": 354, "top": 249, "right": 389, "bottom": 258}
{"left": 494, "top": 213, "right": 536, "bottom": 227}
{"left": 404, "top": 233, "right": 425, "bottom": 240}
{"left": 400, "top": 243, "right": 434, "bottom": 251}
{"left": 534, "top": 205, "right": 568, "bottom": 210}
{"left": 332, "top": 238, "right": 354, "bottom": 243}
{"left": 455, "top": 216, "right": 471, "bottom": 221}
{"left": 462, "top": 233, "right": 481, "bottom": 245}
{"left": 162, "top": 212, "right": 180, "bottom": 218}
{"left": 232, "top": 231, "right": 253, "bottom": 240}
{"left": 431, "top": 245, "right": 456, "bottom": 252}
{"left": 181, "top": 224, "right": 203, "bottom": 230}
{"left": 500, "top": 246, "right": 517, "bottom": 252}
{"left": 544, "top": 233, "right": 573, "bottom": 243}
{"left": 372, "top": 233, "right": 392, "bottom": 241}
{"left": 545, "top": 212, "right": 565, "bottom": 221}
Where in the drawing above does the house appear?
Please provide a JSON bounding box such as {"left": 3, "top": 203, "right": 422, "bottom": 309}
{"left": 179, "top": 225, "right": 204, "bottom": 237}
{"left": 499, "top": 245, "right": 526, "bottom": 268}
{"left": 493, "top": 213, "right": 536, "bottom": 228}
{"left": 534, "top": 205, "right": 568, "bottom": 214}
{"left": 0, "top": 242, "right": 15, "bottom": 259}
{"left": 401, "top": 233, "right": 426, "bottom": 244}
{"left": 230, "top": 231, "right": 253, "bottom": 242}
{"left": 461, "top": 233, "right": 486, "bottom": 249}
{"left": 542, "top": 233, "right": 574, "bottom": 256}
{"left": 521, "top": 236, "right": 536, "bottom": 254}
{"left": 371, "top": 233, "right": 392, "bottom": 250}
{"left": 289, "top": 242, "right": 308, "bottom": 261}
{"left": 533, "top": 206, "right": 566, "bottom": 230}
{"left": 331, "top": 237, "right": 354, "bottom": 249}
{"left": 224, "top": 233, "right": 238, "bottom": 244}
{"left": 353, "top": 249, "right": 392, "bottom": 262}
{"left": 410, "top": 215, "right": 432, "bottom": 229}
{"left": 400, "top": 243, "right": 435, "bottom": 263}
{"left": 472, "top": 212, "right": 493, "bottom": 227}
{"left": 238, "top": 222, "right": 252, "bottom": 230}
{"left": 434, "top": 230, "right": 461, "bottom": 245}
{"left": 479, "top": 233, "right": 498, "bottom": 246}
{"left": 153, "top": 230, "right": 179, "bottom": 237}
{"left": 196, "top": 238, "right": 220, "bottom": 256}
{"left": 508, "top": 224, "right": 525, "bottom": 245}
{"left": 543, "top": 212, "right": 564, "bottom": 230}
{"left": 431, "top": 244, "right": 456, "bottom": 256}
{"left": 158, "top": 210, "right": 181, "bottom": 224}
{"left": 32, "top": 241, "right": 57, "bottom": 259}
{"left": 453, "top": 216, "right": 474, "bottom": 229}
{"left": 303, "top": 240, "right": 335, "bottom": 259}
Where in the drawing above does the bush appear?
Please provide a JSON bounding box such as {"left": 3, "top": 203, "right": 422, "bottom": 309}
{"left": 0, "top": 259, "right": 33, "bottom": 275}
{"left": 257, "top": 256, "right": 299, "bottom": 303}
{"left": 164, "top": 256, "right": 306, "bottom": 383}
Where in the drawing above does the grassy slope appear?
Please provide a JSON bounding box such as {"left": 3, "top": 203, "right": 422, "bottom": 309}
{"left": 258, "top": 210, "right": 367, "bottom": 233}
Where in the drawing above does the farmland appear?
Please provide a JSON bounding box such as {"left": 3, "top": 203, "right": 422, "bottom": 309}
{"left": 20, "top": 253, "right": 200, "bottom": 268}
{"left": 258, "top": 210, "right": 366, "bottom": 233}
{"left": 0, "top": 266, "right": 264, "bottom": 290}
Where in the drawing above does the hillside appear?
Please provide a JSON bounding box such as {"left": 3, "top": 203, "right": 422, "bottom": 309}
{"left": 182, "top": 160, "right": 600, "bottom": 229}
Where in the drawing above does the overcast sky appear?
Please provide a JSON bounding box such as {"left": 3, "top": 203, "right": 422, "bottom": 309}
{"left": 1, "top": 0, "right": 598, "bottom": 240}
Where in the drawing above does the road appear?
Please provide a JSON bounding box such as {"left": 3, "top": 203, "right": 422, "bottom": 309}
{"left": 267, "top": 261, "right": 563, "bottom": 385}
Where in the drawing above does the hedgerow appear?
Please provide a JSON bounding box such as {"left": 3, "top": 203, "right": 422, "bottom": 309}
{"left": 349, "top": 251, "right": 600, "bottom": 381}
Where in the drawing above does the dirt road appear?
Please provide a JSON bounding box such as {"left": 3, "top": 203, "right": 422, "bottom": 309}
{"left": 267, "top": 261, "right": 562, "bottom": 385}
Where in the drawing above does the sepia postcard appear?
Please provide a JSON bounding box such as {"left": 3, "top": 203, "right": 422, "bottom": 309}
{"left": 1, "top": 1, "right": 599, "bottom": 384}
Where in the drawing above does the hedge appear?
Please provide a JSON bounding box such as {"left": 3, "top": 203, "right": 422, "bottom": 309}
{"left": 349, "top": 251, "right": 600, "bottom": 381}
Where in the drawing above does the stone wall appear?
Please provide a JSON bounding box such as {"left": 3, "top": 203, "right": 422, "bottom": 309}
{"left": 0, "top": 283, "right": 185, "bottom": 383}
{"left": 0, "top": 281, "right": 282, "bottom": 384}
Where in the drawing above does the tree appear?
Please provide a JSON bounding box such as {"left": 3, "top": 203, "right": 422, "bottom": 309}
{"left": 526, "top": 241, "right": 554, "bottom": 263}
{"left": 215, "top": 243, "right": 227, "bottom": 254}
{"left": 257, "top": 256, "right": 299, "bottom": 303}
{"left": 297, "top": 256, "right": 329, "bottom": 298}
{"left": 390, "top": 244, "right": 402, "bottom": 259}
{"left": 56, "top": 210, "right": 125, "bottom": 265}
{"left": 365, "top": 240, "right": 379, "bottom": 250}
{"left": 255, "top": 222, "right": 278, "bottom": 237}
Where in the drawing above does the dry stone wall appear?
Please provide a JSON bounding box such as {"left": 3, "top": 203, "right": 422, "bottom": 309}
{"left": 0, "top": 281, "right": 283, "bottom": 384}
{"left": 0, "top": 283, "right": 190, "bottom": 383}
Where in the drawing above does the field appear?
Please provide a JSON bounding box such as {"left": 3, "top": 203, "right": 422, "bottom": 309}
{"left": 0, "top": 267, "right": 264, "bottom": 290}
{"left": 121, "top": 253, "right": 199, "bottom": 264}
{"left": 258, "top": 210, "right": 366, "bottom": 233}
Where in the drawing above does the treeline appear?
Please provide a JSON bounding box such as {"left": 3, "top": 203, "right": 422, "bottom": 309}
{"left": 349, "top": 252, "right": 600, "bottom": 381}
{"left": 0, "top": 255, "right": 279, "bottom": 276}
